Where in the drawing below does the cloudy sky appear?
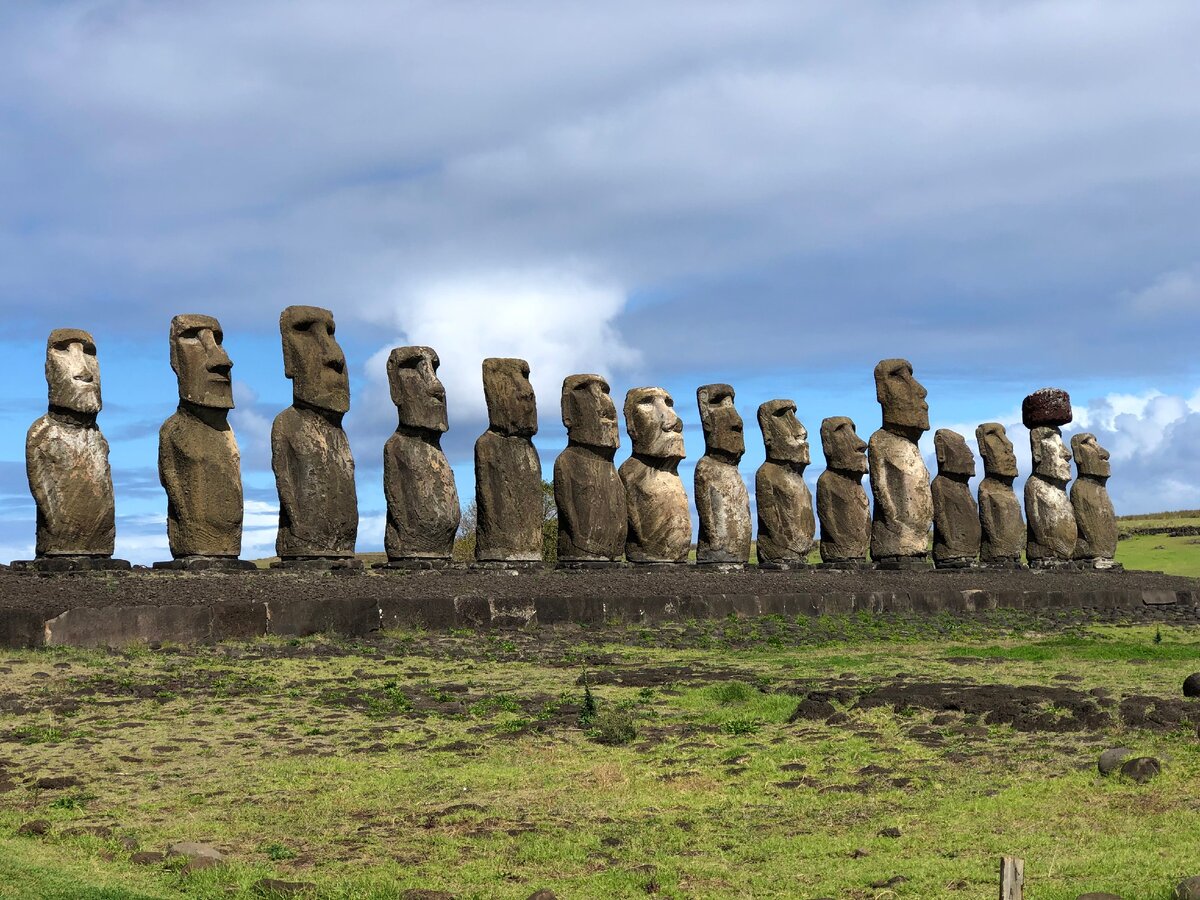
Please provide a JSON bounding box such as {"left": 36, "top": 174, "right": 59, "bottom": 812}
{"left": 2, "top": 1, "right": 1198, "bottom": 563}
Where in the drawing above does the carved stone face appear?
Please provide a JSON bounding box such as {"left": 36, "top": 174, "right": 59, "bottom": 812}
{"left": 1071, "top": 432, "right": 1111, "bottom": 479}
{"left": 1031, "top": 426, "right": 1072, "bottom": 482}
{"left": 820, "top": 416, "right": 868, "bottom": 474}
{"left": 280, "top": 306, "right": 350, "bottom": 414}
{"left": 934, "top": 428, "right": 975, "bottom": 478}
{"left": 624, "top": 387, "right": 684, "bottom": 460}
{"left": 46, "top": 328, "right": 101, "bottom": 414}
{"left": 874, "top": 358, "right": 930, "bottom": 433}
{"left": 758, "top": 399, "right": 809, "bottom": 465}
{"left": 697, "top": 383, "right": 745, "bottom": 460}
{"left": 170, "top": 314, "right": 234, "bottom": 410}
{"left": 976, "top": 422, "right": 1018, "bottom": 478}
{"left": 482, "top": 357, "right": 537, "bottom": 437}
{"left": 562, "top": 374, "right": 618, "bottom": 450}
{"left": 388, "top": 346, "right": 447, "bottom": 432}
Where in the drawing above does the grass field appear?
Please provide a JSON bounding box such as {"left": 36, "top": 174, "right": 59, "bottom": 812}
{"left": 3, "top": 612, "right": 1200, "bottom": 899}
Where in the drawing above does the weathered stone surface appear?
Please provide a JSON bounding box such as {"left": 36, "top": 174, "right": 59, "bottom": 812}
{"left": 554, "top": 374, "right": 626, "bottom": 563}
{"left": 475, "top": 358, "right": 542, "bottom": 562}
{"left": 1022, "top": 387, "right": 1072, "bottom": 428}
{"left": 755, "top": 399, "right": 815, "bottom": 566}
{"left": 976, "top": 423, "right": 1025, "bottom": 565}
{"left": 383, "top": 347, "right": 460, "bottom": 562}
{"left": 869, "top": 359, "right": 932, "bottom": 563}
{"left": 1026, "top": 425, "right": 1077, "bottom": 565}
{"left": 273, "top": 306, "right": 357, "bottom": 561}
{"left": 1184, "top": 672, "right": 1200, "bottom": 698}
{"left": 817, "top": 417, "right": 870, "bottom": 564}
{"left": 1097, "top": 746, "right": 1134, "bottom": 776}
{"left": 1119, "top": 756, "right": 1160, "bottom": 783}
{"left": 159, "top": 315, "right": 245, "bottom": 561}
{"left": 26, "top": 329, "right": 118, "bottom": 560}
{"left": 1176, "top": 875, "right": 1200, "bottom": 900}
{"left": 931, "top": 429, "right": 980, "bottom": 568}
{"left": 167, "top": 841, "right": 226, "bottom": 864}
{"left": 1071, "top": 432, "right": 1117, "bottom": 563}
{"left": 695, "top": 384, "right": 751, "bottom": 565}
{"left": 620, "top": 387, "right": 690, "bottom": 564}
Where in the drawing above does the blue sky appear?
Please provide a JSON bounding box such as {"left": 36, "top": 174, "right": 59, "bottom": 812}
{"left": 2, "top": 1, "right": 1199, "bottom": 563}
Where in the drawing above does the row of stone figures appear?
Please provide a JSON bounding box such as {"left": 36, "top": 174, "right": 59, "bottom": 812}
{"left": 16, "top": 309, "right": 1117, "bottom": 572}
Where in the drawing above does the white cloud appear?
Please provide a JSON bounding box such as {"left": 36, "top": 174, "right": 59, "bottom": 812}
{"left": 1127, "top": 266, "right": 1200, "bottom": 314}
{"left": 364, "top": 268, "right": 640, "bottom": 429}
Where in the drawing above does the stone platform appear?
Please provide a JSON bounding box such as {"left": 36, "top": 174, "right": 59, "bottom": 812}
{"left": 0, "top": 568, "right": 1194, "bottom": 649}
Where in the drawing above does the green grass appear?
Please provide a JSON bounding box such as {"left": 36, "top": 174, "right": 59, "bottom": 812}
{"left": 1115, "top": 533, "right": 1200, "bottom": 578}
{"left": 2, "top": 618, "right": 1200, "bottom": 898}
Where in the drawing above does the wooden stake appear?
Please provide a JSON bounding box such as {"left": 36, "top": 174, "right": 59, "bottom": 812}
{"left": 1000, "top": 856, "right": 1024, "bottom": 900}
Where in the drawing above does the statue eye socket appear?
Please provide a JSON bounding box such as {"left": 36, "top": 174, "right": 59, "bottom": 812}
{"left": 664, "top": 397, "right": 674, "bottom": 408}
{"left": 293, "top": 321, "right": 312, "bottom": 333}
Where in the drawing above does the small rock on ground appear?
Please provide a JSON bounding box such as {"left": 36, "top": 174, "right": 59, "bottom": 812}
{"left": 130, "top": 852, "right": 166, "bottom": 865}
{"left": 167, "top": 841, "right": 225, "bottom": 863}
{"left": 1184, "top": 673, "right": 1200, "bottom": 698}
{"left": 526, "top": 892, "right": 557, "bottom": 900}
{"left": 870, "top": 875, "right": 908, "bottom": 889}
{"left": 1176, "top": 875, "right": 1200, "bottom": 899}
{"left": 1119, "top": 756, "right": 1161, "bottom": 783}
{"left": 1077, "top": 893, "right": 1123, "bottom": 899}
{"left": 877, "top": 827, "right": 902, "bottom": 838}
{"left": 33, "top": 775, "right": 83, "bottom": 790}
{"left": 400, "top": 891, "right": 455, "bottom": 900}
{"left": 16, "top": 820, "right": 50, "bottom": 836}
{"left": 1097, "top": 747, "right": 1134, "bottom": 776}
{"left": 255, "top": 878, "right": 317, "bottom": 897}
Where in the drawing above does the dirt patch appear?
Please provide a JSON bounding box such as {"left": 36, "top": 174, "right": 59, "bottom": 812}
{"left": 787, "top": 678, "right": 1200, "bottom": 734}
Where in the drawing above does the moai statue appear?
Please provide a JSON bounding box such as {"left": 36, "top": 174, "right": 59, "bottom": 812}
{"left": 16, "top": 329, "right": 129, "bottom": 571}
{"left": 272, "top": 306, "right": 360, "bottom": 569}
{"left": 930, "top": 429, "right": 980, "bottom": 569}
{"left": 553, "top": 374, "right": 626, "bottom": 567}
{"left": 976, "top": 423, "right": 1026, "bottom": 567}
{"left": 817, "top": 417, "right": 870, "bottom": 568}
{"left": 619, "top": 387, "right": 690, "bottom": 565}
{"left": 155, "top": 315, "right": 254, "bottom": 570}
{"left": 379, "top": 346, "right": 460, "bottom": 569}
{"left": 868, "top": 358, "right": 933, "bottom": 568}
{"left": 1071, "top": 432, "right": 1119, "bottom": 568}
{"left": 755, "top": 399, "right": 815, "bottom": 570}
{"left": 474, "top": 358, "right": 542, "bottom": 567}
{"left": 1022, "top": 388, "right": 1077, "bottom": 567}
{"left": 695, "top": 384, "right": 751, "bottom": 568}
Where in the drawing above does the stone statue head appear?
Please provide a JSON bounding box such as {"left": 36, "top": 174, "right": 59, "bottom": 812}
{"left": 874, "top": 358, "right": 930, "bottom": 434}
{"left": 976, "top": 422, "right": 1018, "bottom": 478}
{"left": 1071, "top": 432, "right": 1111, "bottom": 479}
{"left": 482, "top": 357, "right": 537, "bottom": 437}
{"left": 562, "top": 374, "right": 618, "bottom": 450}
{"left": 280, "top": 305, "right": 350, "bottom": 414}
{"left": 170, "top": 314, "right": 234, "bottom": 410}
{"left": 820, "top": 416, "right": 868, "bottom": 475}
{"left": 1030, "top": 426, "right": 1072, "bottom": 482}
{"left": 697, "top": 383, "right": 745, "bottom": 461}
{"left": 45, "top": 328, "right": 101, "bottom": 415}
{"left": 758, "top": 399, "right": 809, "bottom": 466}
{"left": 624, "top": 387, "right": 684, "bottom": 461}
{"left": 934, "top": 428, "right": 975, "bottom": 478}
{"left": 387, "top": 346, "right": 447, "bottom": 433}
